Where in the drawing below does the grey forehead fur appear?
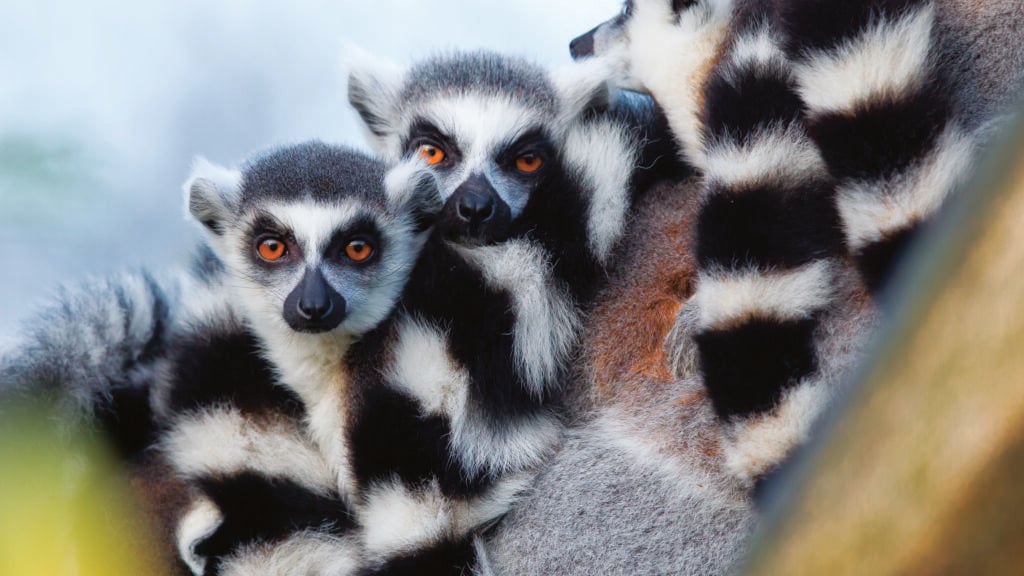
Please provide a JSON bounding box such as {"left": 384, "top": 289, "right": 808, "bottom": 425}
{"left": 240, "top": 141, "right": 387, "bottom": 208}
{"left": 400, "top": 50, "right": 558, "bottom": 115}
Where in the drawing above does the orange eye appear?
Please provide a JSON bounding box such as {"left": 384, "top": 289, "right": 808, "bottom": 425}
{"left": 417, "top": 144, "right": 446, "bottom": 166}
{"left": 257, "top": 237, "right": 287, "bottom": 262}
{"left": 515, "top": 153, "right": 543, "bottom": 173}
{"left": 344, "top": 239, "right": 374, "bottom": 263}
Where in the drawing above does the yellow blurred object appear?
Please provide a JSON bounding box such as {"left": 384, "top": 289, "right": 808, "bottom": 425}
{"left": 745, "top": 106, "right": 1024, "bottom": 574}
{"left": 0, "top": 402, "right": 166, "bottom": 576}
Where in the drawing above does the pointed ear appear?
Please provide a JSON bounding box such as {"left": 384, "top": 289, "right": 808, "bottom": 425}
{"left": 183, "top": 157, "right": 242, "bottom": 236}
{"left": 553, "top": 58, "right": 616, "bottom": 126}
{"left": 384, "top": 159, "right": 442, "bottom": 233}
{"left": 344, "top": 44, "right": 406, "bottom": 154}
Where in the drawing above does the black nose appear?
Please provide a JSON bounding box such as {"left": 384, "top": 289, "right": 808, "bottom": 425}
{"left": 570, "top": 27, "right": 598, "bottom": 60}
{"left": 297, "top": 295, "right": 333, "bottom": 321}
{"left": 284, "top": 267, "right": 346, "bottom": 333}
{"left": 456, "top": 191, "right": 495, "bottom": 225}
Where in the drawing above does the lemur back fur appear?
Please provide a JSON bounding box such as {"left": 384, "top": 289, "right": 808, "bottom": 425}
{"left": 478, "top": 1, "right": 1024, "bottom": 574}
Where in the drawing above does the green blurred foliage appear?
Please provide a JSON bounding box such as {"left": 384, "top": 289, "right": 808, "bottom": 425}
{"left": 0, "top": 134, "right": 99, "bottom": 227}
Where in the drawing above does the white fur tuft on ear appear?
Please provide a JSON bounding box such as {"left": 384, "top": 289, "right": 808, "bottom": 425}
{"left": 344, "top": 43, "right": 406, "bottom": 155}
{"left": 552, "top": 58, "right": 616, "bottom": 128}
{"left": 183, "top": 156, "right": 242, "bottom": 235}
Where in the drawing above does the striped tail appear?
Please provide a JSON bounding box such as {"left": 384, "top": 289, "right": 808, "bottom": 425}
{"left": 669, "top": 5, "right": 881, "bottom": 484}
{"left": 0, "top": 269, "right": 187, "bottom": 458}
{"left": 676, "top": 0, "right": 974, "bottom": 483}
{"left": 782, "top": 0, "right": 975, "bottom": 293}
{"left": 688, "top": 8, "right": 844, "bottom": 423}
{"left": 165, "top": 408, "right": 357, "bottom": 576}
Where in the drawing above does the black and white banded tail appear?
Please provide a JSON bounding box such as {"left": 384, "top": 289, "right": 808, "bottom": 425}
{"left": 782, "top": 0, "right": 975, "bottom": 293}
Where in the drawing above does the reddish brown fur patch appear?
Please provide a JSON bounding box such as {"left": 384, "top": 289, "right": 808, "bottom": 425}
{"left": 577, "top": 177, "right": 731, "bottom": 473}
{"left": 128, "top": 454, "right": 194, "bottom": 574}
{"left": 583, "top": 177, "right": 700, "bottom": 402}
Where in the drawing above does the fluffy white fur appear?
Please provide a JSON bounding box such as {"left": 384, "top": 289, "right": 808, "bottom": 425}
{"left": 450, "top": 408, "right": 563, "bottom": 478}
{"left": 795, "top": 5, "right": 937, "bottom": 113}
{"left": 614, "top": 0, "right": 736, "bottom": 166}
{"left": 386, "top": 316, "right": 470, "bottom": 418}
{"left": 551, "top": 56, "right": 615, "bottom": 130}
{"left": 722, "top": 378, "right": 833, "bottom": 483}
{"left": 177, "top": 496, "right": 225, "bottom": 576}
{"left": 563, "top": 117, "right": 637, "bottom": 265}
{"left": 359, "top": 474, "right": 533, "bottom": 561}
{"left": 693, "top": 261, "right": 837, "bottom": 330}
{"left": 219, "top": 531, "right": 361, "bottom": 576}
{"left": 358, "top": 479, "right": 457, "bottom": 558}
{"left": 727, "top": 23, "right": 787, "bottom": 72}
{"left": 455, "top": 240, "right": 580, "bottom": 400}
{"left": 703, "top": 124, "right": 827, "bottom": 191}
{"left": 162, "top": 407, "right": 336, "bottom": 494}
{"left": 838, "top": 125, "right": 976, "bottom": 250}
{"left": 284, "top": 350, "right": 355, "bottom": 497}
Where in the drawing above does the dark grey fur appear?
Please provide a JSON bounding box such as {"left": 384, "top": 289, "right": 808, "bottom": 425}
{"left": 400, "top": 51, "right": 558, "bottom": 115}
{"left": 936, "top": 0, "right": 1024, "bottom": 134}
{"left": 239, "top": 141, "right": 388, "bottom": 208}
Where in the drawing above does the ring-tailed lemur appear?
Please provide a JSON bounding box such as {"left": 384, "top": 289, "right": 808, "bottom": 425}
{"left": 336, "top": 50, "right": 681, "bottom": 575}
{"left": 0, "top": 50, "right": 682, "bottom": 575}
{"left": 171, "top": 141, "right": 454, "bottom": 576}
{"left": 0, "top": 142, "right": 440, "bottom": 576}
{"left": 169, "top": 51, "right": 680, "bottom": 575}
{"left": 475, "top": 1, "right": 1022, "bottom": 574}
{"left": 571, "top": 0, "right": 1023, "bottom": 481}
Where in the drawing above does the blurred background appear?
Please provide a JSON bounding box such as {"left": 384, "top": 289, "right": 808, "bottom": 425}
{"left": 0, "top": 0, "right": 620, "bottom": 342}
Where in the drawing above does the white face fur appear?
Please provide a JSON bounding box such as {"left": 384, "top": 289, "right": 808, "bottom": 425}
{"left": 576, "top": 0, "right": 735, "bottom": 163}
{"left": 597, "top": 0, "right": 734, "bottom": 92}
{"left": 184, "top": 155, "right": 431, "bottom": 346}
{"left": 224, "top": 200, "right": 417, "bottom": 338}
{"left": 400, "top": 94, "right": 554, "bottom": 221}
{"left": 347, "top": 51, "right": 613, "bottom": 240}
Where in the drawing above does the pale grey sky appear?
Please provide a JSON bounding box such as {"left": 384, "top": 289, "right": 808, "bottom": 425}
{"left": 0, "top": 1, "right": 620, "bottom": 339}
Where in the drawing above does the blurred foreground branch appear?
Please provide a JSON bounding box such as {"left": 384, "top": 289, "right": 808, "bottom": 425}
{"left": 746, "top": 108, "right": 1024, "bottom": 574}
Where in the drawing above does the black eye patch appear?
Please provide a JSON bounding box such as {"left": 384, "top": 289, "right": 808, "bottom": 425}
{"left": 404, "top": 118, "right": 461, "bottom": 162}
{"left": 324, "top": 215, "right": 384, "bottom": 264}
{"left": 244, "top": 214, "right": 299, "bottom": 273}
{"left": 672, "top": 0, "right": 697, "bottom": 15}
{"left": 496, "top": 128, "right": 554, "bottom": 169}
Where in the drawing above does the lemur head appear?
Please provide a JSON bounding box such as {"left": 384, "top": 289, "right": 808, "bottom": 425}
{"left": 185, "top": 141, "right": 439, "bottom": 340}
{"left": 347, "top": 50, "right": 612, "bottom": 244}
{"left": 570, "top": 0, "right": 736, "bottom": 163}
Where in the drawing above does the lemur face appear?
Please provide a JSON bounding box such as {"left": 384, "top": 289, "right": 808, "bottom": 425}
{"left": 185, "top": 142, "right": 438, "bottom": 339}
{"left": 228, "top": 200, "right": 393, "bottom": 335}
{"left": 399, "top": 95, "right": 556, "bottom": 244}
{"left": 570, "top": 0, "right": 735, "bottom": 166}
{"left": 570, "top": 0, "right": 734, "bottom": 108}
{"left": 348, "top": 50, "right": 612, "bottom": 244}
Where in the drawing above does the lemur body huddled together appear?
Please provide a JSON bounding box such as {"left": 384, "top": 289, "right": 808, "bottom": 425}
{"left": 2, "top": 0, "right": 1023, "bottom": 574}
